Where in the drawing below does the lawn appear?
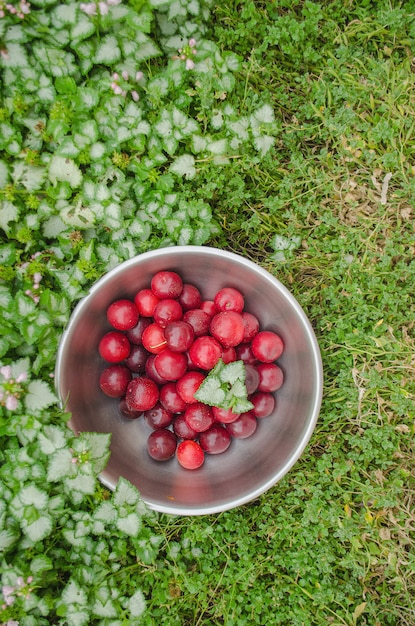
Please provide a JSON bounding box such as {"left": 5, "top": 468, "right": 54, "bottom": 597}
{"left": 1, "top": 0, "right": 414, "bottom": 624}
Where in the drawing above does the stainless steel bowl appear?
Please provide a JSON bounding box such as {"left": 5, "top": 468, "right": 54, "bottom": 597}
{"left": 55, "top": 246, "right": 323, "bottom": 515}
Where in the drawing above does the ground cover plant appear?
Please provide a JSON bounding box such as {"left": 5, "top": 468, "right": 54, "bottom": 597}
{"left": 1, "top": 0, "right": 415, "bottom": 624}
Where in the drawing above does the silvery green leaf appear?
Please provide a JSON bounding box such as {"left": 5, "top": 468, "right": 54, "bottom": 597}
{"left": 47, "top": 448, "right": 73, "bottom": 482}
{"left": 223, "top": 51, "right": 242, "bottom": 72}
{"left": 229, "top": 379, "right": 248, "bottom": 398}
{"left": 0, "top": 200, "right": 19, "bottom": 232}
{"left": 104, "top": 203, "right": 122, "bottom": 229}
{"left": 74, "top": 130, "right": 94, "bottom": 151}
{"left": 228, "top": 117, "right": 250, "bottom": 140}
{"left": 116, "top": 126, "right": 133, "bottom": 143}
{"left": 211, "top": 110, "right": 223, "bottom": 129}
{"left": 38, "top": 85, "right": 55, "bottom": 102}
{"left": 133, "top": 32, "right": 160, "bottom": 60}
{"left": 172, "top": 107, "right": 199, "bottom": 135}
{"left": 42, "top": 215, "right": 67, "bottom": 237}
{"left": 25, "top": 515, "right": 53, "bottom": 543}
{"left": 232, "top": 397, "right": 254, "bottom": 414}
{"left": 113, "top": 477, "right": 140, "bottom": 507}
{"left": 94, "top": 501, "right": 117, "bottom": 524}
{"left": 127, "top": 589, "right": 146, "bottom": 617}
{"left": 0, "top": 529, "right": 19, "bottom": 551}
{"left": 0, "top": 160, "right": 8, "bottom": 187}
{"left": 163, "top": 136, "right": 178, "bottom": 155}
{"left": 1, "top": 42, "right": 27, "bottom": 67}
{"left": 9, "top": 356, "right": 30, "bottom": 381}
{"left": 194, "top": 375, "right": 226, "bottom": 407}
{"left": 117, "top": 512, "right": 141, "bottom": 536}
{"left": 178, "top": 225, "right": 193, "bottom": 245}
{"left": 78, "top": 120, "right": 98, "bottom": 142}
{"left": 219, "top": 360, "right": 245, "bottom": 385}
{"left": 19, "top": 484, "right": 49, "bottom": 508}
{"left": 0, "top": 285, "right": 12, "bottom": 308}
{"left": 62, "top": 580, "right": 88, "bottom": 607}
{"left": 94, "top": 36, "right": 121, "bottom": 64}
{"left": 39, "top": 424, "right": 67, "bottom": 454}
{"left": 53, "top": 2, "right": 78, "bottom": 25}
{"left": 253, "top": 134, "right": 275, "bottom": 155}
{"left": 78, "top": 432, "right": 111, "bottom": 471}
{"left": 252, "top": 103, "right": 275, "bottom": 124}
{"left": 15, "top": 293, "right": 34, "bottom": 317}
{"left": 30, "top": 554, "right": 53, "bottom": 574}
{"left": 65, "top": 472, "right": 96, "bottom": 496}
{"left": 57, "top": 138, "right": 80, "bottom": 158}
{"left": 169, "top": 154, "right": 196, "bottom": 179}
{"left": 272, "top": 234, "right": 301, "bottom": 251}
{"left": 62, "top": 527, "right": 86, "bottom": 548}
{"left": 92, "top": 597, "right": 118, "bottom": 618}
{"left": 30, "top": 555, "right": 53, "bottom": 574}
{"left": 25, "top": 380, "right": 57, "bottom": 413}
{"left": 90, "top": 142, "right": 106, "bottom": 160}
{"left": 49, "top": 155, "right": 83, "bottom": 188}
{"left": 66, "top": 609, "right": 89, "bottom": 626}
{"left": 192, "top": 134, "right": 208, "bottom": 152}
{"left": 71, "top": 17, "right": 96, "bottom": 43}
{"left": 60, "top": 204, "right": 95, "bottom": 228}
{"left": 77, "top": 86, "right": 99, "bottom": 109}
{"left": 208, "top": 138, "right": 227, "bottom": 155}
{"left": 155, "top": 117, "right": 173, "bottom": 137}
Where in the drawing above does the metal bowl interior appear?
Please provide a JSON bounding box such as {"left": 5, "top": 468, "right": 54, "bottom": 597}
{"left": 55, "top": 246, "right": 323, "bottom": 515}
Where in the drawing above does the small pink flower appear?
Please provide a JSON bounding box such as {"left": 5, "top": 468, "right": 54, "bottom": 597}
{"left": 122, "top": 70, "right": 129, "bottom": 80}
{"left": 131, "top": 90, "right": 139, "bottom": 102}
{"left": 80, "top": 2, "right": 96, "bottom": 15}
{"left": 16, "top": 372, "right": 27, "bottom": 383}
{"left": 185, "top": 58, "right": 195, "bottom": 70}
{"left": 6, "top": 395, "right": 18, "bottom": 411}
{"left": 113, "top": 84, "right": 123, "bottom": 95}
{"left": 33, "top": 272, "right": 42, "bottom": 284}
{"left": 0, "top": 365, "right": 12, "bottom": 379}
{"left": 188, "top": 38, "right": 197, "bottom": 47}
{"left": 136, "top": 71, "right": 144, "bottom": 81}
{"left": 2, "top": 585, "right": 15, "bottom": 605}
{"left": 98, "top": 1, "right": 109, "bottom": 15}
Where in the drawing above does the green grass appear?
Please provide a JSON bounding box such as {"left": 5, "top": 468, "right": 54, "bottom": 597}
{"left": 140, "top": 2, "right": 415, "bottom": 624}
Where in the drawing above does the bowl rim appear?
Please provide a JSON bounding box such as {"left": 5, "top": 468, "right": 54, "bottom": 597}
{"left": 55, "top": 245, "right": 324, "bottom": 515}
